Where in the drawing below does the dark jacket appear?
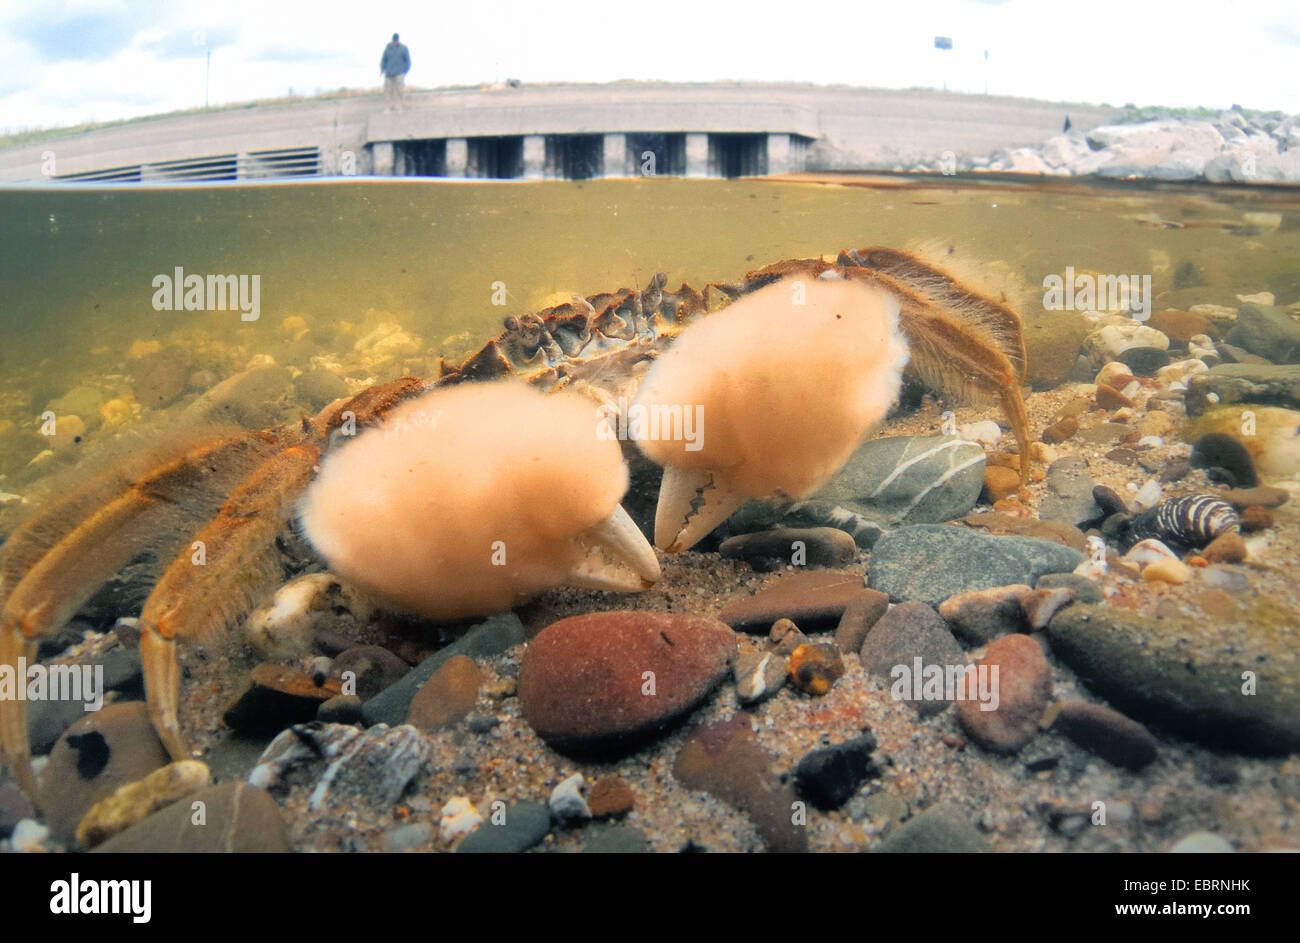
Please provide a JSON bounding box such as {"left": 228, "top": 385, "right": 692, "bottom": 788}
{"left": 381, "top": 42, "right": 410, "bottom": 77}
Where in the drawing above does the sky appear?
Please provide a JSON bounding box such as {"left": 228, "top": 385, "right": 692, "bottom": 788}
{"left": 2, "top": 0, "right": 1299, "bottom": 134}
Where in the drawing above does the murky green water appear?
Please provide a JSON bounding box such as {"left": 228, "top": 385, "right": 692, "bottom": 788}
{"left": 2, "top": 175, "right": 1297, "bottom": 392}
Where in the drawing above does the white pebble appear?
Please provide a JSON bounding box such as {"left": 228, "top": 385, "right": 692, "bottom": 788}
{"left": 1171, "top": 832, "right": 1235, "bottom": 853}
{"left": 11, "top": 819, "right": 49, "bottom": 853}
{"left": 1137, "top": 435, "right": 1164, "bottom": 449}
{"left": 548, "top": 773, "right": 590, "bottom": 824}
{"left": 439, "top": 796, "right": 484, "bottom": 843}
{"left": 958, "top": 420, "right": 1002, "bottom": 448}
{"left": 1123, "top": 538, "right": 1178, "bottom": 568}
{"left": 1132, "top": 480, "right": 1163, "bottom": 511}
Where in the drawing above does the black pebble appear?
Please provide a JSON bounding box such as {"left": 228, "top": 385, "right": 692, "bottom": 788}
{"left": 67, "top": 731, "right": 111, "bottom": 780}
{"left": 1190, "top": 433, "right": 1258, "bottom": 487}
{"left": 793, "top": 733, "right": 879, "bottom": 811}
{"left": 1092, "top": 485, "right": 1129, "bottom": 517}
{"left": 1117, "top": 346, "right": 1171, "bottom": 376}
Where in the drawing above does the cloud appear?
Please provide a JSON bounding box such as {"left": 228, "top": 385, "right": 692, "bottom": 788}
{"left": 248, "top": 44, "right": 351, "bottom": 64}
{"left": 8, "top": 5, "right": 161, "bottom": 63}
{"left": 142, "top": 25, "right": 238, "bottom": 58}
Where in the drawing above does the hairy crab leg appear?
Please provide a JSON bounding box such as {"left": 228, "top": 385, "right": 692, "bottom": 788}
{"left": 0, "top": 623, "right": 39, "bottom": 800}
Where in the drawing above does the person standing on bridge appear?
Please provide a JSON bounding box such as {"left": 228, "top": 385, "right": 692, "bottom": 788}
{"left": 381, "top": 33, "right": 411, "bottom": 111}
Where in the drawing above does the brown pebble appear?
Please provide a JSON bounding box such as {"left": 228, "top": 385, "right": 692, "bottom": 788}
{"left": 941, "top": 734, "right": 966, "bottom": 750}
{"left": 1202, "top": 532, "right": 1247, "bottom": 565}
{"left": 768, "top": 618, "right": 806, "bottom": 656}
{"left": 587, "top": 776, "right": 635, "bottom": 818}
{"left": 408, "top": 655, "right": 482, "bottom": 731}
{"left": 718, "top": 571, "right": 871, "bottom": 633}
{"left": 223, "top": 664, "right": 343, "bottom": 734}
{"left": 984, "top": 451, "right": 1021, "bottom": 470}
{"left": 1056, "top": 397, "right": 1092, "bottom": 420}
{"left": 1050, "top": 699, "right": 1158, "bottom": 770}
{"left": 1096, "top": 383, "right": 1135, "bottom": 410}
{"left": 983, "top": 465, "right": 1021, "bottom": 503}
{"left": 786, "top": 643, "right": 844, "bottom": 696}
{"left": 1020, "top": 587, "right": 1076, "bottom": 630}
{"left": 938, "top": 584, "right": 1029, "bottom": 644}
{"left": 833, "top": 590, "right": 889, "bottom": 653}
{"left": 1041, "top": 417, "right": 1078, "bottom": 444}
{"left": 1239, "top": 505, "right": 1273, "bottom": 532}
{"left": 1222, "top": 486, "right": 1288, "bottom": 509}
{"left": 956, "top": 635, "right": 1052, "bottom": 754}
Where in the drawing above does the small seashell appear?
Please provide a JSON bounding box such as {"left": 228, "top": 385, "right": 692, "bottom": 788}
{"left": 1124, "top": 538, "right": 1179, "bottom": 568}
{"left": 1124, "top": 495, "right": 1240, "bottom": 551}
{"left": 1132, "top": 480, "right": 1163, "bottom": 511}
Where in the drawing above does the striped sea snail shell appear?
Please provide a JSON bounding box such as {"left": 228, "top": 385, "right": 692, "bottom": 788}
{"left": 1124, "top": 494, "right": 1239, "bottom": 551}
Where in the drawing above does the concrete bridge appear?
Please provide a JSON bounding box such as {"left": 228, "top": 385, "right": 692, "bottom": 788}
{"left": 0, "top": 82, "right": 1120, "bottom": 184}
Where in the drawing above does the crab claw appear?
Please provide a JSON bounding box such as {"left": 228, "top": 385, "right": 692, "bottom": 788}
{"left": 300, "top": 381, "right": 660, "bottom": 621}
{"left": 633, "top": 276, "right": 910, "bottom": 552}
{"left": 568, "top": 503, "right": 662, "bottom": 591}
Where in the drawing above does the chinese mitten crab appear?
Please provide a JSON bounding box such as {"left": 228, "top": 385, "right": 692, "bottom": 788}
{"left": 0, "top": 244, "right": 1029, "bottom": 802}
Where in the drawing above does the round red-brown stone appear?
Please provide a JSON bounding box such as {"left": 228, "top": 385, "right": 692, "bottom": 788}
{"left": 519, "top": 611, "right": 736, "bottom": 756}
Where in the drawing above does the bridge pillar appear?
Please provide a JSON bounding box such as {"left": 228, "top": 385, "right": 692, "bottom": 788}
{"left": 685, "top": 133, "right": 709, "bottom": 178}
{"left": 767, "top": 133, "right": 791, "bottom": 175}
{"left": 371, "top": 141, "right": 395, "bottom": 176}
{"left": 446, "top": 138, "right": 468, "bottom": 177}
{"left": 602, "top": 133, "right": 627, "bottom": 177}
{"left": 523, "top": 135, "right": 546, "bottom": 179}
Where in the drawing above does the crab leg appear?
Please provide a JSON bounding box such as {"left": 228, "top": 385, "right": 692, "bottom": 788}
{"left": 140, "top": 444, "right": 322, "bottom": 760}
{"left": 0, "top": 622, "right": 39, "bottom": 800}
{"left": 653, "top": 465, "right": 748, "bottom": 554}
{"left": 567, "top": 503, "right": 662, "bottom": 591}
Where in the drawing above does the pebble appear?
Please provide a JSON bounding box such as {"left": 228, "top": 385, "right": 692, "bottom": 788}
{"left": 1202, "top": 532, "right": 1247, "bottom": 564}
{"left": 456, "top": 801, "right": 551, "bottom": 853}
{"left": 294, "top": 368, "right": 351, "bottom": 410}
{"left": 309, "top": 724, "right": 429, "bottom": 810}
{"left": 1170, "top": 832, "right": 1235, "bottom": 853}
{"left": 867, "top": 526, "right": 1084, "bottom": 607}
{"left": 958, "top": 420, "right": 1003, "bottom": 448}
{"left": 0, "top": 786, "right": 35, "bottom": 838}
{"left": 983, "top": 465, "right": 1021, "bottom": 502}
{"left": 330, "top": 646, "right": 411, "bottom": 701}
{"left": 10, "top": 819, "right": 50, "bottom": 853}
{"left": 860, "top": 601, "right": 964, "bottom": 716}
{"left": 1035, "top": 572, "right": 1104, "bottom": 604}
{"left": 786, "top": 643, "right": 845, "bottom": 696}
{"left": 1095, "top": 383, "right": 1134, "bottom": 410}
{"left": 805, "top": 433, "right": 986, "bottom": 527}
{"left": 1076, "top": 422, "right": 1129, "bottom": 445}
{"left": 549, "top": 773, "right": 591, "bottom": 825}
{"left": 407, "top": 655, "right": 482, "bottom": 731}
{"left": 718, "top": 571, "right": 873, "bottom": 633}
{"left": 93, "top": 782, "right": 289, "bottom": 853}
{"left": 1117, "top": 346, "right": 1171, "bottom": 376}
{"left": 384, "top": 822, "right": 433, "bottom": 852}
{"left": 1227, "top": 303, "right": 1300, "bottom": 363}
{"left": 956, "top": 634, "right": 1052, "bottom": 754}
{"left": 871, "top": 804, "right": 990, "bottom": 853}
{"left": 1221, "top": 485, "right": 1289, "bottom": 509}
{"left": 1141, "top": 556, "right": 1193, "bottom": 584}
{"left": 768, "top": 617, "right": 807, "bottom": 655}
{"left": 588, "top": 776, "right": 636, "bottom": 818}
{"left": 719, "top": 526, "right": 857, "bottom": 570}
{"left": 1019, "top": 587, "right": 1076, "bottom": 629}
{"left": 734, "top": 651, "right": 788, "bottom": 706}
{"left": 1041, "top": 417, "right": 1078, "bottom": 444}
{"left": 518, "top": 611, "right": 736, "bottom": 756}
{"left": 1040, "top": 456, "right": 1103, "bottom": 527}
{"left": 1092, "top": 484, "right": 1129, "bottom": 517}
{"left": 1187, "top": 363, "right": 1300, "bottom": 417}
{"left": 1085, "top": 323, "right": 1170, "bottom": 363}
{"left": 40, "top": 702, "right": 171, "bottom": 846}
{"left": 1048, "top": 700, "right": 1158, "bottom": 770}
{"left": 1148, "top": 309, "right": 1214, "bottom": 343}
{"left": 317, "top": 694, "right": 364, "bottom": 724}
{"left": 1201, "top": 566, "right": 1252, "bottom": 594}
{"left": 362, "top": 612, "right": 525, "bottom": 727}
{"left": 1094, "top": 361, "right": 1132, "bottom": 387}
{"left": 833, "top": 590, "right": 890, "bottom": 652}
{"left": 1239, "top": 506, "right": 1273, "bottom": 532}
{"left": 75, "top": 760, "right": 211, "bottom": 849}
{"left": 1131, "top": 479, "right": 1164, "bottom": 511}
{"left": 793, "top": 734, "right": 878, "bottom": 810}
{"left": 583, "top": 825, "right": 650, "bottom": 853}
{"left": 1124, "top": 537, "right": 1179, "bottom": 567}
{"left": 1189, "top": 433, "right": 1259, "bottom": 486}
{"left": 673, "top": 714, "right": 806, "bottom": 853}
{"left": 222, "top": 663, "right": 343, "bottom": 735}
{"left": 28, "top": 645, "right": 144, "bottom": 754}
{"left": 937, "top": 584, "right": 1030, "bottom": 644}
{"left": 440, "top": 796, "right": 485, "bottom": 842}
{"left": 1047, "top": 605, "right": 1300, "bottom": 753}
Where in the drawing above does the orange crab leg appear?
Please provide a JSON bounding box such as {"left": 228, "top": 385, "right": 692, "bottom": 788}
{"left": 0, "top": 620, "right": 39, "bottom": 801}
